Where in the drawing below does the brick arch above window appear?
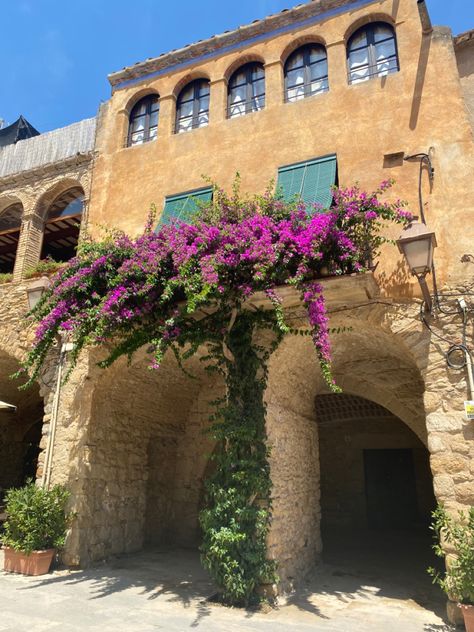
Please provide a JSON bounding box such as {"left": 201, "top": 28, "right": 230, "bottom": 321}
{"left": 280, "top": 35, "right": 327, "bottom": 67}
{"left": 41, "top": 186, "right": 85, "bottom": 263}
{"left": 0, "top": 200, "right": 23, "bottom": 275}
{"left": 223, "top": 54, "right": 266, "bottom": 84}
{"left": 343, "top": 13, "right": 396, "bottom": 44}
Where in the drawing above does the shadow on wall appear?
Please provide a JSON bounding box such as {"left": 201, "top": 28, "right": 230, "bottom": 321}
{"left": 410, "top": 29, "right": 431, "bottom": 131}
{"left": 376, "top": 257, "right": 414, "bottom": 298}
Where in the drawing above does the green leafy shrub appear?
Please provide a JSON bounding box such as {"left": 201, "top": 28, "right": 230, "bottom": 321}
{"left": 0, "top": 272, "right": 13, "bottom": 284}
{"left": 24, "top": 257, "right": 65, "bottom": 279}
{"left": 2, "top": 480, "right": 72, "bottom": 554}
{"left": 428, "top": 504, "right": 474, "bottom": 605}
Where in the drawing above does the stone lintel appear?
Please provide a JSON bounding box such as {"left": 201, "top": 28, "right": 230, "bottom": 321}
{"left": 245, "top": 272, "right": 380, "bottom": 313}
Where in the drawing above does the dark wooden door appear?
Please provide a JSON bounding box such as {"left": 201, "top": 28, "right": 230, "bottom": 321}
{"left": 364, "top": 449, "right": 418, "bottom": 529}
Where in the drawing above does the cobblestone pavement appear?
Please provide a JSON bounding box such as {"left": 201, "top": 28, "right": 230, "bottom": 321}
{"left": 0, "top": 548, "right": 455, "bottom": 632}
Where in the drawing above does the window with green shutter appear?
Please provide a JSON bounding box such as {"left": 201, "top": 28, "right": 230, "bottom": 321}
{"left": 277, "top": 154, "right": 337, "bottom": 211}
{"left": 159, "top": 187, "right": 213, "bottom": 225}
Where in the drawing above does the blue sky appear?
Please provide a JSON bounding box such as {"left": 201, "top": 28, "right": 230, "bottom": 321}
{"left": 1, "top": 0, "right": 473, "bottom": 133}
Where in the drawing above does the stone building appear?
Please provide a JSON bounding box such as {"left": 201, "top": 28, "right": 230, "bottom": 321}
{"left": 0, "top": 0, "right": 473, "bottom": 619}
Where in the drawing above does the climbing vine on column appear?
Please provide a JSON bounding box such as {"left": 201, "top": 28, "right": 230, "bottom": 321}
{"left": 18, "top": 178, "right": 411, "bottom": 605}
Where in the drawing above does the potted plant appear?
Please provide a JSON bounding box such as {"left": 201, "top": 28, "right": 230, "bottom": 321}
{"left": 429, "top": 504, "right": 474, "bottom": 631}
{"left": 1, "top": 480, "right": 72, "bottom": 576}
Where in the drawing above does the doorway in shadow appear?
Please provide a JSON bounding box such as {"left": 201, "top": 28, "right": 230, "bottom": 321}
{"left": 316, "top": 393, "right": 441, "bottom": 609}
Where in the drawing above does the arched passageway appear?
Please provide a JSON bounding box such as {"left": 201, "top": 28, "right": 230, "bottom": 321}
{"left": 0, "top": 350, "right": 43, "bottom": 502}
{"left": 265, "top": 319, "right": 439, "bottom": 600}
{"left": 0, "top": 202, "right": 22, "bottom": 274}
{"left": 317, "top": 392, "right": 437, "bottom": 582}
{"left": 69, "top": 349, "right": 224, "bottom": 566}
{"left": 40, "top": 186, "right": 84, "bottom": 262}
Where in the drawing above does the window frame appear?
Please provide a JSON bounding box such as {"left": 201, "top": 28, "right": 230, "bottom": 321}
{"left": 347, "top": 22, "right": 399, "bottom": 85}
{"left": 175, "top": 79, "right": 210, "bottom": 134}
{"left": 227, "top": 62, "right": 265, "bottom": 119}
{"left": 127, "top": 94, "right": 160, "bottom": 147}
{"left": 284, "top": 44, "right": 329, "bottom": 103}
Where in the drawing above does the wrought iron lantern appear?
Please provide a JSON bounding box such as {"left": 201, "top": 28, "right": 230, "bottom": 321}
{"left": 396, "top": 219, "right": 437, "bottom": 311}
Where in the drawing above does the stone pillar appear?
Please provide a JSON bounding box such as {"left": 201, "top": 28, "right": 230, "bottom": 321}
{"left": 13, "top": 212, "right": 44, "bottom": 281}
{"left": 209, "top": 78, "right": 227, "bottom": 124}
{"left": 264, "top": 60, "right": 284, "bottom": 107}
{"left": 326, "top": 40, "right": 348, "bottom": 94}
{"left": 159, "top": 94, "right": 176, "bottom": 136}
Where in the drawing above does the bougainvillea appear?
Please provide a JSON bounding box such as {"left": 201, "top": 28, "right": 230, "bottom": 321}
{"left": 19, "top": 178, "right": 411, "bottom": 605}
{"left": 22, "top": 179, "right": 410, "bottom": 388}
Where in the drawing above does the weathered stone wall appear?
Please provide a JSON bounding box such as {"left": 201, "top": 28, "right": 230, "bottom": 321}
{"left": 45, "top": 345, "right": 223, "bottom": 566}
{"left": 265, "top": 285, "right": 474, "bottom": 588}
{"left": 169, "top": 383, "right": 223, "bottom": 547}
{"left": 266, "top": 334, "right": 324, "bottom": 589}
{"left": 0, "top": 281, "right": 50, "bottom": 493}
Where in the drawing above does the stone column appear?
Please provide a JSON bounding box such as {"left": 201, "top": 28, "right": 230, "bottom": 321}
{"left": 158, "top": 94, "right": 177, "bottom": 136}
{"left": 326, "top": 40, "right": 348, "bottom": 95}
{"left": 209, "top": 78, "right": 227, "bottom": 124}
{"left": 264, "top": 60, "right": 284, "bottom": 108}
{"left": 13, "top": 211, "right": 44, "bottom": 281}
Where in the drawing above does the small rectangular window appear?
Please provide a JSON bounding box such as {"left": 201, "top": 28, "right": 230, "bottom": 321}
{"left": 277, "top": 154, "right": 337, "bottom": 210}
{"left": 159, "top": 187, "right": 213, "bottom": 226}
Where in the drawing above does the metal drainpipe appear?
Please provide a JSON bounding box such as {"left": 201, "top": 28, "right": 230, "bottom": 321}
{"left": 41, "top": 340, "right": 73, "bottom": 490}
{"left": 466, "top": 351, "right": 474, "bottom": 401}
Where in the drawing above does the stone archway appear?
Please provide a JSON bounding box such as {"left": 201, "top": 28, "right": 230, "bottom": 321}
{"left": 38, "top": 184, "right": 85, "bottom": 263}
{"left": 316, "top": 393, "right": 435, "bottom": 537}
{"left": 61, "top": 348, "right": 224, "bottom": 567}
{"left": 264, "top": 312, "right": 434, "bottom": 589}
{"left": 0, "top": 349, "right": 44, "bottom": 498}
{"left": 0, "top": 198, "right": 23, "bottom": 275}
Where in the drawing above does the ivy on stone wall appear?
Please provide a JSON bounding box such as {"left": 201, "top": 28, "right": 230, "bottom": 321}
{"left": 18, "top": 178, "right": 411, "bottom": 605}
{"left": 200, "top": 310, "right": 283, "bottom": 605}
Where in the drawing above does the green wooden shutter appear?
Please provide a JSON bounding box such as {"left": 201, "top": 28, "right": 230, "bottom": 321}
{"left": 159, "top": 187, "right": 212, "bottom": 225}
{"left": 278, "top": 155, "right": 337, "bottom": 212}
{"left": 277, "top": 163, "right": 306, "bottom": 200}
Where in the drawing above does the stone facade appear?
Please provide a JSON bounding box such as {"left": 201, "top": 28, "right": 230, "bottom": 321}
{"left": 0, "top": 0, "right": 473, "bottom": 623}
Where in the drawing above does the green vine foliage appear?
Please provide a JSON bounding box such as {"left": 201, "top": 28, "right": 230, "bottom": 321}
{"left": 200, "top": 310, "right": 282, "bottom": 605}
{"left": 428, "top": 504, "right": 474, "bottom": 604}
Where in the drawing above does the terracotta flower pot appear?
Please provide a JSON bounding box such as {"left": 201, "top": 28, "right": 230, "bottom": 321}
{"left": 459, "top": 603, "right": 474, "bottom": 632}
{"left": 2, "top": 546, "right": 55, "bottom": 576}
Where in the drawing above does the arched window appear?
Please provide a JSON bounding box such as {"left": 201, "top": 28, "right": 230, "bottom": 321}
{"left": 284, "top": 44, "right": 328, "bottom": 102}
{"left": 227, "top": 63, "right": 265, "bottom": 118}
{"left": 347, "top": 22, "right": 399, "bottom": 84}
{"left": 0, "top": 204, "right": 22, "bottom": 274}
{"left": 41, "top": 187, "right": 84, "bottom": 262}
{"left": 128, "top": 94, "right": 159, "bottom": 146}
{"left": 175, "top": 79, "right": 210, "bottom": 133}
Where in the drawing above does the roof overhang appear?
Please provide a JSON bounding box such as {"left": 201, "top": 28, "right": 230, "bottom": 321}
{"left": 108, "top": 0, "right": 379, "bottom": 91}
